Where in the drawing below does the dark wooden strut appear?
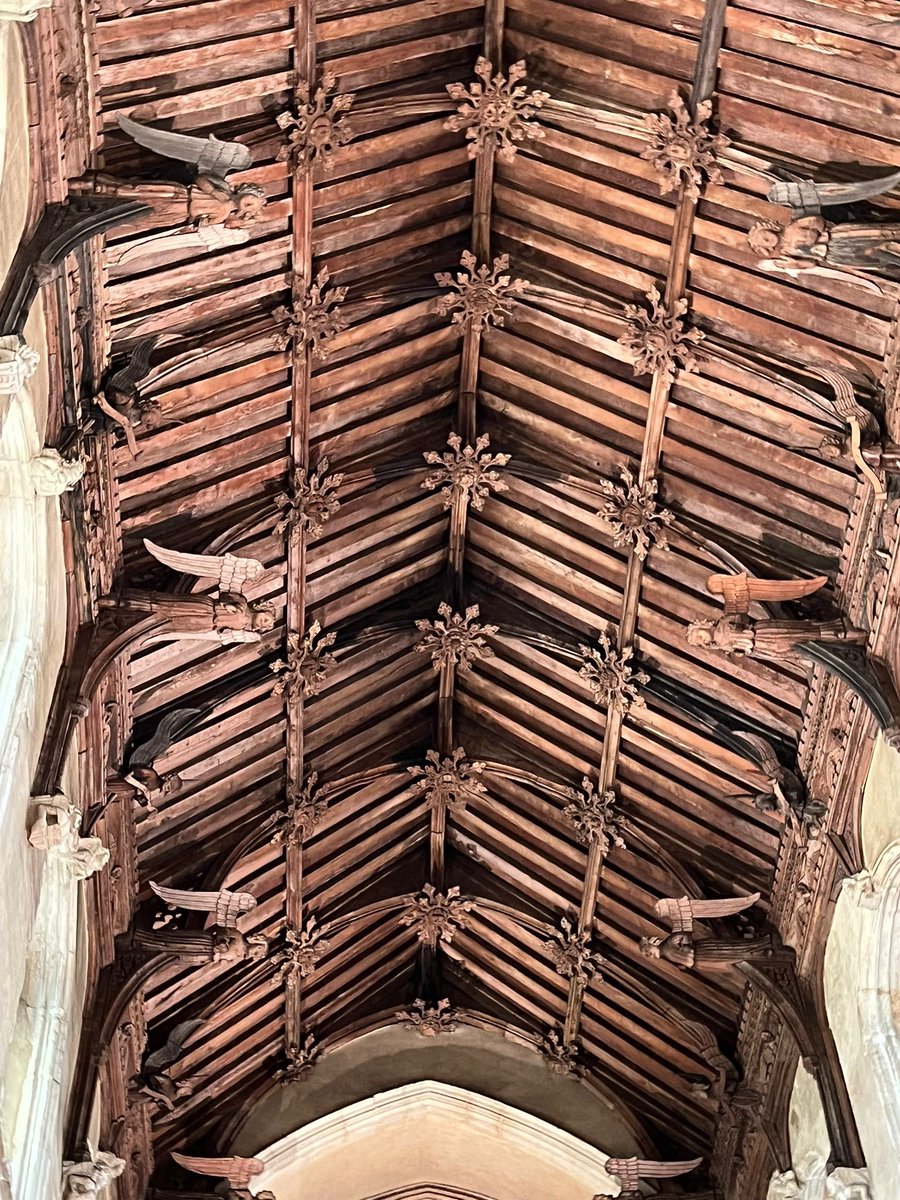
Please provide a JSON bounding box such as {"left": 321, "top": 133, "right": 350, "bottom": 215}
{"left": 281, "top": 0, "right": 318, "bottom": 1075}
{"left": 560, "top": 0, "right": 730, "bottom": 1051}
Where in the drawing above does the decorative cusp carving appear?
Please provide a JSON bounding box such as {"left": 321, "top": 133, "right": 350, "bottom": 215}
{"left": 423, "top": 432, "right": 510, "bottom": 510}
{"left": 270, "top": 620, "right": 337, "bottom": 700}
{"left": 619, "top": 285, "right": 703, "bottom": 380}
{"left": 415, "top": 602, "right": 498, "bottom": 672}
{"left": 408, "top": 748, "right": 486, "bottom": 813}
{"left": 597, "top": 467, "right": 673, "bottom": 559}
{"left": 444, "top": 56, "right": 549, "bottom": 162}
{"left": 435, "top": 251, "right": 529, "bottom": 333}
{"left": 578, "top": 632, "right": 648, "bottom": 713}
{"left": 642, "top": 92, "right": 728, "bottom": 198}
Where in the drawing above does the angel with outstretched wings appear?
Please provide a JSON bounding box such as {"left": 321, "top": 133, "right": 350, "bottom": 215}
{"left": 705, "top": 572, "right": 828, "bottom": 616}
{"left": 70, "top": 114, "right": 266, "bottom": 239}
{"left": 129, "top": 1018, "right": 203, "bottom": 1113}
{"left": 120, "top": 704, "right": 212, "bottom": 801}
{"left": 98, "top": 539, "right": 275, "bottom": 645}
{"left": 150, "top": 880, "right": 257, "bottom": 927}
{"left": 603, "top": 1157, "right": 703, "bottom": 1193}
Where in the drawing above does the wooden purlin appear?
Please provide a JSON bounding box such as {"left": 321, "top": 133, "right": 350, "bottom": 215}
{"left": 561, "top": 0, "right": 729, "bottom": 1048}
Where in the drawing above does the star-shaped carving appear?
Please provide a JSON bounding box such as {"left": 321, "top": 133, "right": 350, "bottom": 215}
{"left": 272, "top": 772, "right": 328, "bottom": 846}
{"left": 563, "top": 778, "right": 627, "bottom": 853}
{"left": 408, "top": 748, "right": 487, "bottom": 813}
{"left": 435, "top": 250, "right": 529, "bottom": 334}
{"left": 597, "top": 468, "right": 673, "bottom": 560}
{"left": 415, "top": 603, "right": 498, "bottom": 673}
{"left": 445, "top": 56, "right": 549, "bottom": 162}
{"left": 619, "top": 286, "right": 703, "bottom": 380}
{"left": 399, "top": 883, "right": 476, "bottom": 948}
{"left": 275, "top": 458, "right": 344, "bottom": 541}
{"left": 422, "top": 432, "right": 510, "bottom": 511}
{"left": 270, "top": 620, "right": 337, "bottom": 701}
{"left": 273, "top": 268, "right": 348, "bottom": 361}
{"left": 277, "top": 71, "right": 354, "bottom": 173}
{"left": 545, "top": 917, "right": 607, "bottom": 984}
{"left": 578, "top": 632, "right": 648, "bottom": 713}
{"left": 276, "top": 916, "right": 330, "bottom": 981}
{"left": 642, "top": 93, "right": 728, "bottom": 198}
{"left": 396, "top": 997, "right": 460, "bottom": 1037}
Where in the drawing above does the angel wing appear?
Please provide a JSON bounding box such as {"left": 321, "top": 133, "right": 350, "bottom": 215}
{"left": 126, "top": 706, "right": 210, "bottom": 768}
{"left": 706, "top": 571, "right": 828, "bottom": 615}
{"left": 654, "top": 897, "right": 694, "bottom": 933}
{"left": 107, "top": 334, "right": 159, "bottom": 399}
{"left": 143, "top": 1018, "right": 204, "bottom": 1073}
{"left": 757, "top": 257, "right": 886, "bottom": 294}
{"left": 606, "top": 1156, "right": 703, "bottom": 1184}
{"left": 144, "top": 538, "right": 264, "bottom": 593}
{"left": 171, "top": 1153, "right": 264, "bottom": 1186}
{"left": 768, "top": 168, "right": 900, "bottom": 216}
{"left": 150, "top": 881, "right": 257, "bottom": 926}
{"left": 117, "top": 114, "right": 253, "bottom": 177}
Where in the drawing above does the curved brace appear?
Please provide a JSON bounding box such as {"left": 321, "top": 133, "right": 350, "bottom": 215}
{"left": 797, "top": 643, "right": 900, "bottom": 746}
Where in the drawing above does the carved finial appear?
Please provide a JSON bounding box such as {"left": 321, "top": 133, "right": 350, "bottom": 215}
{"left": 546, "top": 917, "right": 606, "bottom": 984}
{"left": 563, "top": 778, "right": 627, "bottom": 851}
{"left": 270, "top": 620, "right": 337, "bottom": 700}
{"left": 273, "top": 268, "right": 348, "bottom": 360}
{"left": 275, "top": 458, "right": 343, "bottom": 541}
{"left": 422, "top": 432, "right": 510, "bottom": 510}
{"left": 399, "top": 882, "right": 476, "bottom": 948}
{"left": 435, "top": 251, "right": 529, "bottom": 334}
{"left": 541, "top": 1028, "right": 579, "bottom": 1076}
{"left": 277, "top": 916, "right": 330, "bottom": 981}
{"left": 597, "top": 467, "right": 673, "bottom": 559}
{"left": 445, "top": 56, "right": 549, "bottom": 162}
{"left": 619, "top": 286, "right": 703, "bottom": 380}
{"left": 277, "top": 70, "right": 354, "bottom": 173}
{"left": 408, "top": 748, "right": 486, "bottom": 813}
{"left": 273, "top": 772, "right": 328, "bottom": 845}
{"left": 279, "top": 1032, "right": 322, "bottom": 1083}
{"left": 396, "top": 997, "right": 460, "bottom": 1036}
{"left": 642, "top": 93, "right": 728, "bottom": 198}
{"left": 415, "top": 603, "right": 498, "bottom": 673}
{"left": 578, "top": 632, "right": 648, "bottom": 713}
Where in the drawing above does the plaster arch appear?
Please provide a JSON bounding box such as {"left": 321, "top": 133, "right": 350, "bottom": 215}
{"left": 233, "top": 1024, "right": 643, "bottom": 1165}
{"left": 252, "top": 1079, "right": 622, "bottom": 1200}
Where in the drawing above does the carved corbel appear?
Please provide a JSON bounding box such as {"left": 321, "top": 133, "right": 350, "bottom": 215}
{"left": 28, "top": 794, "right": 110, "bottom": 880}
{"left": 0, "top": 334, "right": 39, "bottom": 394}
{"left": 62, "top": 1147, "right": 126, "bottom": 1199}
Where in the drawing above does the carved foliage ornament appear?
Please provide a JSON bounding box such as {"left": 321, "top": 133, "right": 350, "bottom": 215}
{"left": 597, "top": 468, "right": 673, "bottom": 559}
{"left": 274, "top": 268, "right": 348, "bottom": 360}
{"left": 408, "top": 748, "right": 486, "bottom": 813}
{"left": 579, "top": 632, "right": 648, "bottom": 713}
{"left": 277, "top": 71, "right": 354, "bottom": 173}
{"left": 620, "top": 286, "right": 703, "bottom": 380}
{"left": 541, "top": 1029, "right": 579, "bottom": 1076}
{"left": 275, "top": 458, "right": 343, "bottom": 541}
{"left": 280, "top": 1032, "right": 322, "bottom": 1083}
{"left": 415, "top": 602, "right": 497, "bottom": 673}
{"left": 435, "top": 251, "right": 529, "bottom": 334}
{"left": 445, "top": 56, "right": 549, "bottom": 162}
{"left": 563, "top": 778, "right": 627, "bottom": 852}
{"left": 423, "top": 432, "right": 510, "bottom": 510}
{"left": 546, "top": 917, "right": 606, "bottom": 984}
{"left": 273, "top": 771, "right": 328, "bottom": 846}
{"left": 396, "top": 997, "right": 460, "bottom": 1036}
{"left": 642, "top": 93, "right": 728, "bottom": 199}
{"left": 270, "top": 620, "right": 337, "bottom": 700}
{"left": 277, "top": 917, "right": 330, "bottom": 981}
{"left": 399, "top": 883, "right": 475, "bottom": 947}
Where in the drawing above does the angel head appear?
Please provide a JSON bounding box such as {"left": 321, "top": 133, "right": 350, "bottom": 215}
{"left": 748, "top": 220, "right": 785, "bottom": 257}
{"left": 250, "top": 601, "right": 277, "bottom": 632}
{"left": 640, "top": 936, "right": 663, "bottom": 959}
{"left": 685, "top": 618, "right": 717, "bottom": 648}
{"left": 226, "top": 183, "right": 267, "bottom": 229}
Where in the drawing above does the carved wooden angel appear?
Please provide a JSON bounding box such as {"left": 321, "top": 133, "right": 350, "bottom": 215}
{"left": 686, "top": 604, "right": 865, "bottom": 660}
{"left": 150, "top": 880, "right": 257, "bottom": 926}
{"left": 98, "top": 539, "right": 275, "bottom": 644}
{"left": 749, "top": 214, "right": 900, "bottom": 287}
{"left": 640, "top": 930, "right": 780, "bottom": 971}
{"left": 654, "top": 892, "right": 761, "bottom": 934}
{"left": 119, "top": 704, "right": 212, "bottom": 800}
{"left": 70, "top": 115, "right": 267, "bottom": 238}
{"left": 129, "top": 1017, "right": 203, "bottom": 1113}
{"left": 131, "top": 925, "right": 268, "bottom": 965}
{"left": 729, "top": 731, "right": 825, "bottom": 833}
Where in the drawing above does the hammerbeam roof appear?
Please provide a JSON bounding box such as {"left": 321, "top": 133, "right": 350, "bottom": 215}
{"left": 41, "top": 0, "right": 900, "bottom": 1196}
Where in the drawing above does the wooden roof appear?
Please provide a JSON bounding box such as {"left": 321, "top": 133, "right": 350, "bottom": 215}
{"left": 33, "top": 0, "right": 900, "bottom": 1196}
